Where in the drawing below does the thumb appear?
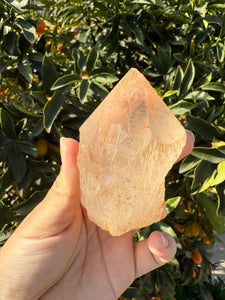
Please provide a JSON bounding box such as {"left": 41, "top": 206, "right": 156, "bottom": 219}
{"left": 16, "top": 137, "right": 81, "bottom": 238}
{"left": 134, "top": 231, "right": 177, "bottom": 278}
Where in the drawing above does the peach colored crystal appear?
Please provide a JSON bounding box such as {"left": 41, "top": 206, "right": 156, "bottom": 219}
{"left": 77, "top": 68, "right": 186, "bottom": 236}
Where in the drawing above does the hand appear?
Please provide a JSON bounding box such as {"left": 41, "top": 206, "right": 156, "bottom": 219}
{"left": 0, "top": 131, "right": 194, "bottom": 300}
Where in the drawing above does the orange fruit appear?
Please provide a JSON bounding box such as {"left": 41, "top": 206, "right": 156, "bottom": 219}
{"left": 45, "top": 41, "right": 52, "bottom": 48}
{"left": 173, "top": 222, "right": 185, "bottom": 233}
{"left": 199, "top": 226, "right": 207, "bottom": 237}
{"left": 202, "top": 236, "right": 211, "bottom": 245}
{"left": 190, "top": 221, "right": 201, "bottom": 237}
{"left": 192, "top": 269, "right": 197, "bottom": 278}
{"left": 192, "top": 250, "right": 203, "bottom": 264}
{"left": 184, "top": 224, "right": 192, "bottom": 236}
{"left": 57, "top": 43, "right": 64, "bottom": 54}
{"left": 36, "top": 139, "right": 48, "bottom": 158}
{"left": 36, "top": 19, "right": 45, "bottom": 35}
{"left": 0, "top": 90, "right": 5, "bottom": 98}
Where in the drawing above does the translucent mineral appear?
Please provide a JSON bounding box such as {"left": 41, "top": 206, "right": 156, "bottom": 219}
{"left": 77, "top": 68, "right": 186, "bottom": 236}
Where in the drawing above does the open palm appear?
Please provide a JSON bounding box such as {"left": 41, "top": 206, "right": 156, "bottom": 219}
{"left": 0, "top": 135, "right": 193, "bottom": 300}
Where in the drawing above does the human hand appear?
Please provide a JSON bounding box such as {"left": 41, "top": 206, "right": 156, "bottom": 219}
{"left": 0, "top": 131, "right": 194, "bottom": 300}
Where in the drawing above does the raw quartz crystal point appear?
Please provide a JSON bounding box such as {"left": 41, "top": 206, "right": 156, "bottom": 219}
{"left": 77, "top": 68, "right": 186, "bottom": 236}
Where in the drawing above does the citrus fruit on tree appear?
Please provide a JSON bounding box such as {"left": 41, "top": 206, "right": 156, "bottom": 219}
{"left": 36, "top": 139, "right": 48, "bottom": 158}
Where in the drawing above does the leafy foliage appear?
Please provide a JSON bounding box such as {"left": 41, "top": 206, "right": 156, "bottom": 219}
{"left": 1, "top": 0, "right": 225, "bottom": 299}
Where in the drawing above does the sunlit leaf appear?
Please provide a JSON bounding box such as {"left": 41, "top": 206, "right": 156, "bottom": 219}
{"left": 191, "top": 147, "right": 225, "bottom": 164}
{"left": 18, "top": 56, "right": 33, "bottom": 84}
{"left": 43, "top": 92, "right": 65, "bottom": 133}
{"left": 202, "top": 82, "right": 225, "bottom": 93}
{"left": 51, "top": 74, "right": 81, "bottom": 90}
{"left": 199, "top": 194, "right": 225, "bottom": 234}
{"left": 86, "top": 44, "right": 99, "bottom": 75}
{"left": 15, "top": 18, "right": 36, "bottom": 44}
{"left": 166, "top": 197, "right": 181, "bottom": 213}
{"left": 180, "top": 59, "right": 195, "bottom": 96}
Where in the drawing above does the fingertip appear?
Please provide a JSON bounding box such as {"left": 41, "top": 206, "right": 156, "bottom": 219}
{"left": 176, "top": 129, "right": 195, "bottom": 162}
{"left": 59, "top": 137, "right": 80, "bottom": 198}
{"left": 185, "top": 129, "right": 195, "bottom": 153}
{"left": 60, "top": 137, "right": 79, "bottom": 168}
{"left": 148, "top": 231, "right": 177, "bottom": 262}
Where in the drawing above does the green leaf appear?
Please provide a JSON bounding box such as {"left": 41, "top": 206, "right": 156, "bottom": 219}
{"left": 0, "top": 167, "right": 15, "bottom": 199}
{"left": 209, "top": 4, "right": 225, "bottom": 11}
{"left": 86, "top": 44, "right": 99, "bottom": 75}
{"left": 191, "top": 147, "right": 225, "bottom": 164}
{"left": 216, "top": 181, "right": 225, "bottom": 213}
{"left": 205, "top": 15, "right": 222, "bottom": 26}
{"left": 6, "top": 0, "right": 28, "bottom": 11}
{"left": 0, "top": 231, "right": 11, "bottom": 245}
{"left": 180, "top": 59, "right": 195, "bottom": 96}
{"left": 30, "top": 118, "right": 44, "bottom": 137}
{"left": 212, "top": 161, "right": 225, "bottom": 186}
{"left": 192, "top": 160, "right": 216, "bottom": 190}
{"left": 31, "top": 160, "right": 59, "bottom": 173}
{"left": 43, "top": 92, "right": 65, "bottom": 133}
{"left": 18, "top": 56, "right": 33, "bottom": 84}
{"left": 0, "top": 108, "right": 17, "bottom": 139}
{"left": 14, "top": 18, "right": 36, "bottom": 44}
{"left": 7, "top": 143, "right": 27, "bottom": 183}
{"left": 199, "top": 194, "right": 225, "bottom": 234}
{"left": 78, "top": 79, "right": 90, "bottom": 103}
{"left": 11, "top": 101, "right": 41, "bottom": 118}
{"left": 157, "top": 44, "right": 171, "bottom": 73}
{"left": 91, "top": 73, "right": 118, "bottom": 84}
{"left": 4, "top": 32, "right": 18, "bottom": 55}
{"left": 51, "top": 74, "right": 81, "bottom": 90}
{"left": 32, "top": 91, "right": 47, "bottom": 105}
{"left": 169, "top": 100, "right": 197, "bottom": 116}
{"left": 162, "top": 90, "right": 178, "bottom": 99}
{"left": 173, "top": 65, "right": 183, "bottom": 91}
{"left": 0, "top": 203, "right": 14, "bottom": 225}
{"left": 15, "top": 118, "right": 27, "bottom": 135}
{"left": 179, "top": 155, "right": 201, "bottom": 174}
{"left": 186, "top": 115, "right": 221, "bottom": 142}
{"left": 166, "top": 197, "right": 181, "bottom": 213}
{"left": 184, "top": 91, "right": 214, "bottom": 101}
{"left": 217, "top": 42, "right": 225, "bottom": 63}
{"left": 128, "top": 21, "right": 144, "bottom": 46}
{"left": 18, "top": 141, "right": 38, "bottom": 157}
{"left": 0, "top": 62, "right": 8, "bottom": 74}
{"left": 199, "top": 286, "right": 214, "bottom": 300}
{"left": 194, "top": 72, "right": 212, "bottom": 89}
{"left": 91, "top": 81, "right": 109, "bottom": 98}
{"left": 202, "top": 82, "right": 225, "bottom": 93}
{"left": 41, "top": 56, "right": 58, "bottom": 94}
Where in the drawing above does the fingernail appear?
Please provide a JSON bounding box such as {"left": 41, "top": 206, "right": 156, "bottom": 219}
{"left": 186, "top": 129, "right": 195, "bottom": 144}
{"left": 160, "top": 233, "right": 169, "bottom": 248}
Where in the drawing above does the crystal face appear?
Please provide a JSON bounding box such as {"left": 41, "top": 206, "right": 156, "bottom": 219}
{"left": 77, "top": 68, "right": 186, "bottom": 236}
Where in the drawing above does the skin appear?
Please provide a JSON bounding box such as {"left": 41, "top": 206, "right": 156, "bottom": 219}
{"left": 0, "top": 131, "right": 194, "bottom": 300}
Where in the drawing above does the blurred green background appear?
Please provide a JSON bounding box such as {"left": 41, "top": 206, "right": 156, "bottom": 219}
{"left": 1, "top": 0, "right": 225, "bottom": 299}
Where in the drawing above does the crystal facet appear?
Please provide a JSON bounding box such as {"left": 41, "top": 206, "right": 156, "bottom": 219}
{"left": 77, "top": 68, "right": 186, "bottom": 236}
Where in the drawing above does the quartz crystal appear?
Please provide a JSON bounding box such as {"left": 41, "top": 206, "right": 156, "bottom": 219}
{"left": 77, "top": 68, "right": 186, "bottom": 236}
